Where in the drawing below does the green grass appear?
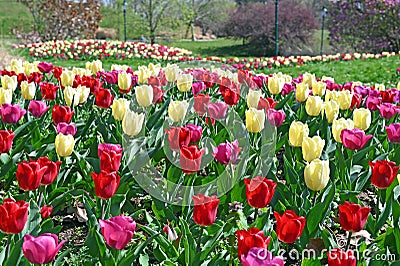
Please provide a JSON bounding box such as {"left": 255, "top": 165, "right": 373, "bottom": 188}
{"left": 0, "top": 0, "right": 32, "bottom": 35}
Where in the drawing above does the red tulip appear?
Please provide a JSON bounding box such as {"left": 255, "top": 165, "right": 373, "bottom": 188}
{"left": 37, "top": 62, "right": 54, "bottom": 73}
{"left": 194, "top": 94, "right": 210, "bottom": 116}
{"left": 98, "top": 143, "right": 123, "bottom": 173}
{"left": 28, "top": 100, "right": 49, "bottom": 118}
{"left": 236, "top": 228, "right": 271, "bottom": 258}
{"left": 340, "top": 128, "right": 372, "bottom": 150}
{"left": 37, "top": 157, "right": 62, "bottom": 185}
{"left": 152, "top": 86, "right": 165, "bottom": 104}
{"left": 274, "top": 210, "right": 306, "bottom": 243}
{"left": 52, "top": 67, "right": 63, "bottom": 80}
{"left": 0, "top": 103, "right": 26, "bottom": 124}
{"left": 219, "top": 81, "right": 240, "bottom": 106}
{"left": 40, "top": 82, "right": 59, "bottom": 100}
{"left": 339, "top": 201, "right": 370, "bottom": 232}
{"left": 28, "top": 72, "right": 43, "bottom": 84}
{"left": 91, "top": 170, "right": 120, "bottom": 199}
{"left": 369, "top": 160, "right": 399, "bottom": 189}
{"left": 258, "top": 97, "right": 277, "bottom": 110}
{"left": 0, "top": 198, "right": 29, "bottom": 234}
{"left": 380, "top": 90, "right": 396, "bottom": 103}
{"left": 327, "top": 248, "right": 356, "bottom": 266}
{"left": 0, "top": 130, "right": 14, "bottom": 153}
{"left": 95, "top": 88, "right": 114, "bottom": 108}
{"left": 244, "top": 176, "right": 277, "bottom": 208}
{"left": 165, "top": 126, "right": 191, "bottom": 151}
{"left": 52, "top": 105, "right": 74, "bottom": 125}
{"left": 17, "top": 73, "right": 27, "bottom": 85}
{"left": 192, "top": 194, "right": 220, "bottom": 226}
{"left": 99, "top": 215, "right": 136, "bottom": 250}
{"left": 180, "top": 145, "right": 205, "bottom": 174}
{"left": 16, "top": 161, "right": 48, "bottom": 191}
{"left": 350, "top": 93, "right": 362, "bottom": 110}
{"left": 40, "top": 205, "right": 53, "bottom": 219}
{"left": 22, "top": 234, "right": 66, "bottom": 264}
{"left": 386, "top": 123, "right": 400, "bottom": 143}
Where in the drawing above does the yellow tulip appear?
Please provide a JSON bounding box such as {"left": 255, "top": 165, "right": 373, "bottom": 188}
{"left": 321, "top": 76, "right": 334, "bottom": 83}
{"left": 23, "top": 62, "right": 35, "bottom": 76}
{"left": 332, "top": 118, "right": 354, "bottom": 143}
{"left": 122, "top": 109, "right": 145, "bottom": 137}
{"left": 9, "top": 59, "right": 23, "bottom": 74}
{"left": 86, "top": 60, "right": 102, "bottom": 74}
{"left": 302, "top": 72, "right": 315, "bottom": 88}
{"left": 176, "top": 74, "right": 193, "bottom": 93}
{"left": 304, "top": 159, "right": 330, "bottom": 191}
{"left": 337, "top": 90, "right": 352, "bottom": 110}
{"left": 325, "top": 90, "right": 339, "bottom": 102}
{"left": 246, "top": 89, "right": 263, "bottom": 108}
{"left": 164, "top": 64, "right": 180, "bottom": 83}
{"left": 268, "top": 76, "right": 285, "bottom": 95}
{"left": 289, "top": 121, "right": 309, "bottom": 147}
{"left": 72, "top": 67, "right": 91, "bottom": 77}
{"left": 77, "top": 85, "right": 90, "bottom": 104}
{"left": 63, "top": 86, "right": 79, "bottom": 107}
{"left": 296, "top": 83, "right": 309, "bottom": 102}
{"left": 148, "top": 62, "right": 161, "bottom": 77}
{"left": 246, "top": 108, "right": 265, "bottom": 133}
{"left": 55, "top": 133, "right": 75, "bottom": 157}
{"left": 137, "top": 66, "right": 152, "bottom": 84}
{"left": 118, "top": 72, "right": 132, "bottom": 92}
{"left": 136, "top": 85, "right": 153, "bottom": 107}
{"left": 21, "top": 81, "right": 36, "bottom": 100}
{"left": 305, "top": 96, "right": 323, "bottom": 116}
{"left": 351, "top": 81, "right": 363, "bottom": 89}
{"left": 322, "top": 100, "right": 339, "bottom": 123}
{"left": 375, "top": 83, "right": 385, "bottom": 91}
{"left": 311, "top": 81, "right": 326, "bottom": 96}
{"left": 168, "top": 100, "right": 189, "bottom": 123}
{"left": 0, "top": 87, "right": 13, "bottom": 105}
{"left": 353, "top": 108, "right": 371, "bottom": 131}
{"left": 1, "top": 75, "right": 17, "bottom": 91}
{"left": 60, "top": 70, "right": 75, "bottom": 87}
{"left": 112, "top": 98, "right": 130, "bottom": 121}
{"left": 397, "top": 81, "right": 400, "bottom": 90}
{"left": 302, "top": 136, "right": 325, "bottom": 162}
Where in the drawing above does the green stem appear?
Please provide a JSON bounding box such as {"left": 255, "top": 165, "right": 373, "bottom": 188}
{"left": 6, "top": 234, "right": 11, "bottom": 262}
{"left": 101, "top": 199, "right": 106, "bottom": 220}
{"left": 376, "top": 189, "right": 380, "bottom": 220}
{"left": 196, "top": 226, "right": 204, "bottom": 253}
{"left": 37, "top": 186, "right": 44, "bottom": 207}
{"left": 254, "top": 208, "right": 259, "bottom": 222}
{"left": 312, "top": 191, "right": 317, "bottom": 206}
{"left": 345, "top": 231, "right": 352, "bottom": 250}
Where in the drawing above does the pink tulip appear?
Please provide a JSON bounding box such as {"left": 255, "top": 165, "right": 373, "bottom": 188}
{"left": 56, "top": 122, "right": 77, "bottom": 136}
{"left": 386, "top": 123, "right": 400, "bottom": 143}
{"left": 267, "top": 109, "right": 286, "bottom": 126}
{"left": 28, "top": 100, "right": 49, "bottom": 118}
{"left": 192, "top": 81, "right": 206, "bottom": 95}
{"left": 186, "top": 124, "right": 203, "bottom": 143}
{"left": 37, "top": 62, "right": 53, "bottom": 73}
{"left": 163, "top": 224, "right": 178, "bottom": 241}
{"left": 208, "top": 101, "right": 228, "bottom": 120}
{"left": 241, "top": 248, "right": 284, "bottom": 266}
{"left": 0, "top": 103, "right": 26, "bottom": 124}
{"left": 99, "top": 215, "right": 136, "bottom": 250}
{"left": 340, "top": 128, "right": 373, "bottom": 150}
{"left": 378, "top": 103, "right": 397, "bottom": 119}
{"left": 22, "top": 233, "right": 66, "bottom": 264}
{"left": 365, "top": 96, "right": 381, "bottom": 111}
{"left": 281, "top": 83, "right": 294, "bottom": 95}
{"left": 212, "top": 139, "right": 241, "bottom": 165}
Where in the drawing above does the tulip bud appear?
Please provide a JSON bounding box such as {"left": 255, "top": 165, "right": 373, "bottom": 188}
{"left": 1, "top": 75, "right": 17, "bottom": 91}
{"left": 245, "top": 108, "right": 265, "bottom": 133}
{"left": 21, "top": 81, "right": 36, "bottom": 100}
{"left": 60, "top": 70, "right": 75, "bottom": 87}
{"left": 289, "top": 121, "right": 309, "bottom": 147}
{"left": 112, "top": 98, "right": 130, "bottom": 121}
{"left": 332, "top": 118, "right": 354, "bottom": 143}
{"left": 302, "top": 136, "right": 325, "bottom": 162}
{"left": 55, "top": 133, "right": 75, "bottom": 157}
{"left": 135, "top": 85, "right": 153, "bottom": 107}
{"left": 122, "top": 109, "right": 145, "bottom": 137}
{"left": 311, "top": 81, "right": 326, "bottom": 96}
{"left": 118, "top": 72, "right": 132, "bottom": 92}
{"left": 305, "top": 96, "right": 323, "bottom": 116}
{"left": 304, "top": 159, "right": 330, "bottom": 191}
{"left": 337, "top": 90, "right": 352, "bottom": 110}
{"left": 323, "top": 100, "right": 340, "bottom": 123}
{"left": 296, "top": 83, "right": 309, "bottom": 102}
{"left": 247, "top": 90, "right": 263, "bottom": 108}
{"left": 353, "top": 108, "right": 371, "bottom": 130}
{"left": 168, "top": 100, "right": 189, "bottom": 123}
{"left": 164, "top": 64, "right": 180, "bottom": 82}
{"left": 0, "top": 87, "right": 13, "bottom": 105}
{"left": 177, "top": 73, "right": 193, "bottom": 92}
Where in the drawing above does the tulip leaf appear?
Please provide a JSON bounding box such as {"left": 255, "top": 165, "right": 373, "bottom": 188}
{"left": 4, "top": 235, "right": 23, "bottom": 266}
{"left": 53, "top": 249, "right": 70, "bottom": 266}
{"left": 119, "top": 233, "right": 160, "bottom": 266}
{"left": 375, "top": 197, "right": 392, "bottom": 234}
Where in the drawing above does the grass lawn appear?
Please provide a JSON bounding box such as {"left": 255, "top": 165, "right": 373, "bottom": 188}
{"left": 0, "top": 1, "right": 32, "bottom": 35}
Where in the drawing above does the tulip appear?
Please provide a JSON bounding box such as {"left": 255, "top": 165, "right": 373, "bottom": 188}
{"left": 305, "top": 96, "right": 323, "bottom": 116}
{"left": 0, "top": 198, "right": 29, "bottom": 234}
{"left": 37, "top": 62, "right": 53, "bottom": 73}
{"left": 340, "top": 128, "right": 372, "bottom": 150}
{"left": 118, "top": 72, "right": 132, "bottom": 92}
{"left": 246, "top": 108, "right": 265, "bottom": 133}
{"left": 111, "top": 98, "right": 130, "bottom": 121}
{"left": 135, "top": 85, "right": 153, "bottom": 107}
{"left": 165, "top": 126, "right": 191, "bottom": 151}
{"left": 98, "top": 143, "right": 123, "bottom": 173}
{"left": 137, "top": 66, "right": 152, "bottom": 84}
{"left": 369, "top": 160, "right": 399, "bottom": 189}
{"left": 378, "top": 103, "right": 397, "bottom": 120}
{"left": 52, "top": 105, "right": 74, "bottom": 125}
{"left": 99, "top": 215, "right": 136, "bottom": 250}
{"left": 55, "top": 133, "right": 75, "bottom": 157}
{"left": 192, "top": 194, "right": 220, "bottom": 226}
{"left": 95, "top": 88, "right": 114, "bottom": 108}
{"left": 212, "top": 139, "right": 241, "bottom": 165}
{"left": 168, "top": 100, "right": 189, "bottom": 123}
{"left": 192, "top": 81, "right": 205, "bottom": 95}
{"left": 86, "top": 60, "right": 102, "bottom": 74}
{"left": 0, "top": 87, "right": 12, "bottom": 105}
{"left": 304, "top": 159, "right": 330, "bottom": 191}
{"left": 302, "top": 136, "right": 325, "bottom": 162}
{"left": 386, "top": 123, "right": 400, "bottom": 143}
{"left": 267, "top": 76, "right": 285, "bottom": 95}
{"left": 16, "top": 160, "right": 47, "bottom": 191}
{"left": 163, "top": 224, "right": 178, "bottom": 241}
{"left": 22, "top": 233, "right": 66, "bottom": 264}
{"left": 258, "top": 97, "right": 277, "bottom": 110}
{"left": 40, "top": 205, "right": 53, "bottom": 219}
{"left": 241, "top": 248, "right": 284, "bottom": 266}
{"left": 365, "top": 96, "right": 381, "bottom": 111}
{"left": 323, "top": 100, "right": 340, "bottom": 123}
{"left": 302, "top": 72, "right": 315, "bottom": 88}
{"left": 0, "top": 103, "right": 26, "bottom": 124}
{"left": 37, "top": 157, "right": 62, "bottom": 185}
{"left": 60, "top": 70, "right": 75, "bottom": 87}
{"left": 56, "top": 122, "right": 77, "bottom": 136}
{"left": 247, "top": 89, "right": 263, "bottom": 108}
{"left": 220, "top": 82, "right": 240, "bottom": 106}
{"left": 325, "top": 90, "right": 339, "bottom": 103}
{"left": 194, "top": 94, "right": 210, "bottom": 116}
{"left": 23, "top": 62, "right": 36, "bottom": 76}
{"left": 176, "top": 73, "right": 193, "bottom": 93}
{"left": 332, "top": 118, "right": 354, "bottom": 143}
{"left": 180, "top": 145, "right": 205, "bottom": 174}
{"left": 21, "top": 81, "right": 36, "bottom": 100}
{"left": 339, "top": 201, "right": 370, "bottom": 232}
{"left": 295, "top": 82, "right": 309, "bottom": 102}
{"left": 327, "top": 248, "right": 357, "bottom": 266}
{"left": 281, "top": 83, "right": 294, "bottom": 95}
{"left": 289, "top": 121, "right": 309, "bottom": 147}
{"left": 122, "top": 109, "right": 145, "bottom": 137}
{"left": 380, "top": 90, "right": 396, "bottom": 103}
{"left": 186, "top": 124, "right": 202, "bottom": 143}
{"left": 267, "top": 109, "right": 286, "bottom": 127}
{"left": 244, "top": 176, "right": 276, "bottom": 208}
{"left": 1, "top": 75, "right": 17, "bottom": 91}
{"left": 77, "top": 85, "right": 90, "bottom": 104}
{"left": 91, "top": 170, "right": 120, "bottom": 199}
{"left": 63, "top": 86, "right": 79, "bottom": 106}
{"left": 236, "top": 228, "right": 271, "bottom": 258}
{"left": 164, "top": 64, "right": 180, "bottom": 82}
{"left": 40, "top": 82, "right": 59, "bottom": 100}
{"left": 274, "top": 210, "right": 306, "bottom": 243}
{"left": 208, "top": 101, "right": 228, "bottom": 120}
{"left": 312, "top": 81, "right": 326, "bottom": 96}
{"left": 0, "top": 130, "right": 14, "bottom": 153}
{"left": 337, "top": 90, "right": 352, "bottom": 110}
{"left": 352, "top": 108, "right": 371, "bottom": 131}
{"left": 28, "top": 100, "right": 49, "bottom": 118}
{"left": 350, "top": 93, "right": 362, "bottom": 110}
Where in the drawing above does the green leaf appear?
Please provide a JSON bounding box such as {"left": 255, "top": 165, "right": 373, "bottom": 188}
{"left": 375, "top": 197, "right": 392, "bottom": 234}
{"left": 54, "top": 249, "right": 70, "bottom": 266}
{"left": 119, "top": 234, "right": 160, "bottom": 266}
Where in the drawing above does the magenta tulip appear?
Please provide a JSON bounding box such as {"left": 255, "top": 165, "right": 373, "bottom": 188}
{"left": 56, "top": 122, "right": 77, "bottom": 136}
{"left": 378, "top": 103, "right": 397, "bottom": 119}
{"left": 37, "top": 62, "right": 54, "bottom": 73}
{"left": 208, "top": 101, "right": 228, "bottom": 120}
{"left": 365, "top": 96, "right": 381, "bottom": 111}
{"left": 212, "top": 139, "right": 241, "bottom": 165}
{"left": 186, "top": 124, "right": 203, "bottom": 143}
{"left": 192, "top": 81, "right": 206, "bottom": 95}
{"left": 22, "top": 233, "right": 66, "bottom": 264}
{"left": 340, "top": 128, "right": 373, "bottom": 150}
{"left": 267, "top": 109, "right": 286, "bottom": 126}
{"left": 386, "top": 123, "right": 400, "bottom": 143}
{"left": 241, "top": 248, "right": 284, "bottom": 266}
{"left": 0, "top": 103, "right": 26, "bottom": 124}
{"left": 99, "top": 215, "right": 136, "bottom": 250}
{"left": 28, "top": 100, "right": 49, "bottom": 118}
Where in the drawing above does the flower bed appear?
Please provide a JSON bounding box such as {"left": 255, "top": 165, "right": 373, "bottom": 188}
{"left": 0, "top": 59, "right": 399, "bottom": 265}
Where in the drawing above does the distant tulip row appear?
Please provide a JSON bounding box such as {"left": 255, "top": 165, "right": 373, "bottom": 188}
{"left": 0, "top": 58, "right": 399, "bottom": 265}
